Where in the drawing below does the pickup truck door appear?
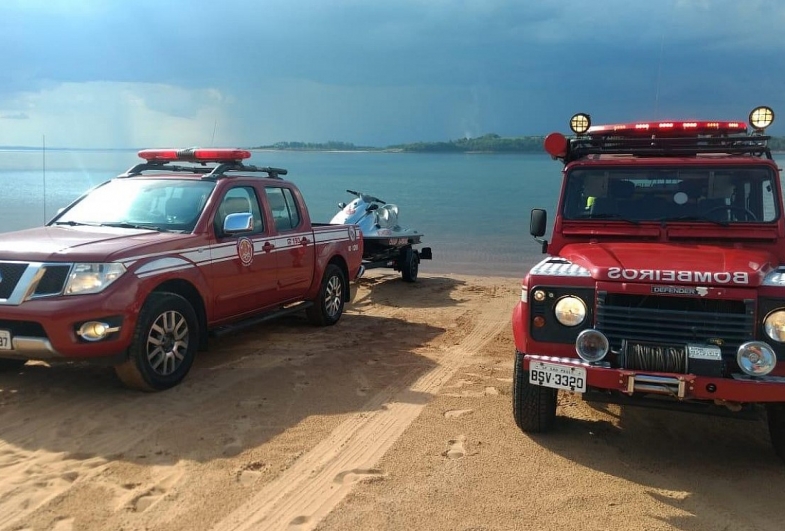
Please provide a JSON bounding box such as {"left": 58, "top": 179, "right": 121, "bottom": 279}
{"left": 210, "top": 185, "right": 280, "bottom": 321}
{"left": 264, "top": 186, "right": 316, "bottom": 301}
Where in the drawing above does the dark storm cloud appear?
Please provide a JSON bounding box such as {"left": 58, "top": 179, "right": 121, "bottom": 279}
{"left": 2, "top": 0, "right": 784, "bottom": 145}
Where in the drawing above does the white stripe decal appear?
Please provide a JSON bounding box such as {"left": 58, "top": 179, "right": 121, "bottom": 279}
{"left": 136, "top": 257, "right": 191, "bottom": 275}
{"left": 120, "top": 228, "right": 351, "bottom": 279}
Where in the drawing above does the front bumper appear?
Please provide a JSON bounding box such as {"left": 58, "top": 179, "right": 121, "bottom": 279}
{"left": 0, "top": 295, "right": 137, "bottom": 362}
{"left": 524, "top": 354, "right": 785, "bottom": 403}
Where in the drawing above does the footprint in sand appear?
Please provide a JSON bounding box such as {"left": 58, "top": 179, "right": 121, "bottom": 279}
{"left": 238, "top": 461, "right": 266, "bottom": 486}
{"left": 444, "top": 409, "right": 473, "bottom": 419}
{"left": 443, "top": 436, "right": 466, "bottom": 459}
{"left": 333, "top": 468, "right": 385, "bottom": 485}
{"left": 51, "top": 516, "right": 75, "bottom": 531}
{"left": 448, "top": 379, "right": 476, "bottom": 388}
{"left": 288, "top": 514, "right": 311, "bottom": 529}
{"left": 130, "top": 486, "right": 166, "bottom": 512}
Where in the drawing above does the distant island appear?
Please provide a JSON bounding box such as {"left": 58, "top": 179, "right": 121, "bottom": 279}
{"left": 253, "top": 133, "right": 785, "bottom": 154}
{"left": 252, "top": 134, "right": 545, "bottom": 153}
{"left": 3, "top": 133, "right": 785, "bottom": 154}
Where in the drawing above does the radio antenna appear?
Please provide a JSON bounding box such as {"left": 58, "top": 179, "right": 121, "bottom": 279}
{"left": 211, "top": 119, "right": 218, "bottom": 147}
{"left": 654, "top": 33, "right": 664, "bottom": 119}
{"left": 42, "top": 134, "right": 46, "bottom": 223}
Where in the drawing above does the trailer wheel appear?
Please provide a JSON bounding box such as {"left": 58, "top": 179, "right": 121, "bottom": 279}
{"left": 401, "top": 247, "right": 419, "bottom": 283}
{"left": 512, "top": 350, "right": 557, "bottom": 433}
{"left": 0, "top": 358, "right": 26, "bottom": 371}
{"left": 307, "top": 264, "right": 346, "bottom": 326}
{"left": 766, "top": 403, "right": 785, "bottom": 462}
{"left": 115, "top": 292, "right": 199, "bottom": 392}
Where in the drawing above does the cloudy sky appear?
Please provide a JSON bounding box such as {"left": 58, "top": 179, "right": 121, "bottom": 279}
{"left": 1, "top": 0, "right": 784, "bottom": 148}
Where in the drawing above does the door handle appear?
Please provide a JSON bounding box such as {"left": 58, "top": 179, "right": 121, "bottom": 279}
{"left": 263, "top": 241, "right": 275, "bottom": 252}
{"left": 300, "top": 237, "right": 309, "bottom": 246}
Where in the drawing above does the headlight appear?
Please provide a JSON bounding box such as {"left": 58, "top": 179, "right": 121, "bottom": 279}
{"left": 737, "top": 341, "right": 777, "bottom": 377}
{"left": 64, "top": 263, "right": 126, "bottom": 295}
{"left": 764, "top": 310, "right": 785, "bottom": 342}
{"left": 554, "top": 296, "right": 587, "bottom": 327}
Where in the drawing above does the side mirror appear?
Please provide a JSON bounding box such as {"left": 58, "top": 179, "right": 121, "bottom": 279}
{"left": 530, "top": 209, "right": 547, "bottom": 237}
{"left": 530, "top": 209, "right": 548, "bottom": 253}
{"left": 224, "top": 212, "right": 254, "bottom": 234}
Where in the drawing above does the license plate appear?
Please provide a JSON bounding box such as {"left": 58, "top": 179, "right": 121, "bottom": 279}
{"left": 0, "top": 330, "right": 11, "bottom": 350}
{"left": 529, "top": 361, "right": 587, "bottom": 393}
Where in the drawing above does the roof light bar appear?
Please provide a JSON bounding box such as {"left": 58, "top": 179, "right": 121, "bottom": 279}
{"left": 586, "top": 120, "right": 749, "bottom": 137}
{"left": 137, "top": 148, "right": 252, "bottom": 162}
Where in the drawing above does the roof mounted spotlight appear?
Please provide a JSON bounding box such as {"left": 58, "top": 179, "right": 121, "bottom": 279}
{"left": 749, "top": 106, "right": 774, "bottom": 131}
{"left": 569, "top": 113, "right": 591, "bottom": 135}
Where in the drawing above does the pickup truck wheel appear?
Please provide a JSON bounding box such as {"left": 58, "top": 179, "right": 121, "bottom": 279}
{"left": 0, "top": 358, "right": 26, "bottom": 371}
{"left": 306, "top": 264, "right": 346, "bottom": 326}
{"left": 512, "top": 350, "right": 557, "bottom": 433}
{"left": 115, "top": 292, "right": 198, "bottom": 391}
{"left": 766, "top": 403, "right": 785, "bottom": 462}
{"left": 401, "top": 247, "right": 419, "bottom": 283}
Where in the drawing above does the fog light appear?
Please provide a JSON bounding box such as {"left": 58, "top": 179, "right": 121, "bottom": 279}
{"left": 570, "top": 113, "right": 591, "bottom": 134}
{"left": 737, "top": 341, "right": 776, "bottom": 376}
{"left": 575, "top": 329, "right": 609, "bottom": 363}
{"left": 749, "top": 106, "right": 774, "bottom": 130}
{"left": 77, "top": 321, "right": 118, "bottom": 342}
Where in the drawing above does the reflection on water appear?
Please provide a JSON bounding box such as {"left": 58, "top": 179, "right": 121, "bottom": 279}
{"left": 0, "top": 149, "right": 559, "bottom": 277}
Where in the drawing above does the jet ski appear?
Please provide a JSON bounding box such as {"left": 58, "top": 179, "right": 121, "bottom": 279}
{"left": 330, "top": 190, "right": 432, "bottom": 282}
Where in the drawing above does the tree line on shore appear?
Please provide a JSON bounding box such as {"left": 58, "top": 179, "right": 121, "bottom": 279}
{"left": 254, "top": 134, "right": 785, "bottom": 153}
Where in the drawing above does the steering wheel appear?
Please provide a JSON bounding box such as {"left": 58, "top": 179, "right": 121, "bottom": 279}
{"left": 704, "top": 205, "right": 758, "bottom": 221}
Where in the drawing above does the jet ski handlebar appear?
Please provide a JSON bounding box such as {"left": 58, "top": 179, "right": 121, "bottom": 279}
{"left": 346, "top": 189, "right": 385, "bottom": 204}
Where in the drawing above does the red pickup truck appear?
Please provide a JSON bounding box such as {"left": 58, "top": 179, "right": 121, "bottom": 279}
{"left": 0, "top": 148, "right": 364, "bottom": 391}
{"left": 513, "top": 107, "right": 785, "bottom": 460}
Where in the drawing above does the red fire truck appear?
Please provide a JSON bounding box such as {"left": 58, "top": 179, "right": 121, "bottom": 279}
{"left": 512, "top": 107, "right": 785, "bottom": 459}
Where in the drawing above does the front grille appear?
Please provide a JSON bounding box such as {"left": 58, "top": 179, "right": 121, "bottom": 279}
{"left": 0, "top": 262, "right": 28, "bottom": 299}
{"left": 596, "top": 292, "right": 754, "bottom": 361}
{"left": 33, "top": 265, "right": 71, "bottom": 296}
{"left": 0, "top": 319, "right": 47, "bottom": 338}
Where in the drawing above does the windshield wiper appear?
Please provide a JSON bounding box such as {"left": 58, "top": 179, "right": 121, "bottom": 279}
{"left": 656, "top": 215, "right": 728, "bottom": 227}
{"left": 53, "top": 220, "right": 101, "bottom": 227}
{"left": 582, "top": 213, "right": 640, "bottom": 225}
{"left": 100, "top": 222, "right": 170, "bottom": 232}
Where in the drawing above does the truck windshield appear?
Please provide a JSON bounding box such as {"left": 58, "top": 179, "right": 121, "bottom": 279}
{"left": 561, "top": 166, "right": 779, "bottom": 224}
{"left": 52, "top": 179, "right": 216, "bottom": 233}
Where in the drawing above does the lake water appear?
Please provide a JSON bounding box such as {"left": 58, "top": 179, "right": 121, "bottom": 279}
{"left": 0, "top": 149, "right": 563, "bottom": 277}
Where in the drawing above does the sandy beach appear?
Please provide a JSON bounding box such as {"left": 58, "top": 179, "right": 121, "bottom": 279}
{"left": 2, "top": 270, "right": 785, "bottom": 531}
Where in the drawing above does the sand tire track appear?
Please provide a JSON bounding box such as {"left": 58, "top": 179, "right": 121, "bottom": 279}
{"left": 210, "top": 296, "right": 511, "bottom": 531}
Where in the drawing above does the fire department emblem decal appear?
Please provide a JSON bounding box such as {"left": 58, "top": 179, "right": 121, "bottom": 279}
{"left": 237, "top": 237, "right": 254, "bottom": 266}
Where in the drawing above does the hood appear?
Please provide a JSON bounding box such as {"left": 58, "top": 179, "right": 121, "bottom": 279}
{"left": 558, "top": 242, "right": 776, "bottom": 287}
{"left": 0, "top": 226, "right": 185, "bottom": 263}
